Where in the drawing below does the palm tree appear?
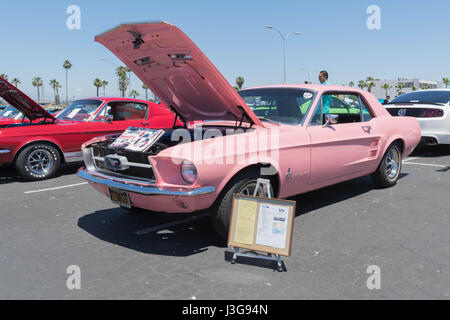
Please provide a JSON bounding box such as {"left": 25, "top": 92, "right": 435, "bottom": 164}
{"left": 32, "top": 77, "right": 43, "bottom": 102}
{"left": 49, "top": 79, "right": 62, "bottom": 105}
{"left": 94, "top": 78, "right": 103, "bottom": 97}
{"left": 102, "top": 80, "right": 108, "bottom": 96}
{"left": 236, "top": 76, "right": 245, "bottom": 90}
{"left": 142, "top": 84, "right": 149, "bottom": 100}
{"left": 395, "top": 83, "right": 406, "bottom": 96}
{"left": 63, "top": 60, "right": 72, "bottom": 104}
{"left": 129, "top": 89, "right": 139, "bottom": 98}
{"left": 348, "top": 81, "right": 355, "bottom": 87}
{"left": 116, "top": 66, "right": 129, "bottom": 97}
{"left": 366, "top": 77, "right": 376, "bottom": 93}
{"left": 358, "top": 80, "right": 367, "bottom": 90}
{"left": 442, "top": 77, "right": 449, "bottom": 88}
{"left": 11, "top": 78, "right": 21, "bottom": 88}
{"left": 381, "top": 83, "right": 392, "bottom": 98}
{"left": 0, "top": 74, "right": 8, "bottom": 80}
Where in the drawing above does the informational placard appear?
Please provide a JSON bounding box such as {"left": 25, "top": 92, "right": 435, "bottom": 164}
{"left": 228, "top": 194, "right": 296, "bottom": 257}
{"left": 109, "top": 127, "right": 165, "bottom": 152}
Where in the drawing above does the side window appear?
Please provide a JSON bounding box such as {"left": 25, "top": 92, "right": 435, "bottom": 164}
{"left": 309, "top": 93, "right": 373, "bottom": 126}
{"left": 95, "top": 102, "right": 148, "bottom": 121}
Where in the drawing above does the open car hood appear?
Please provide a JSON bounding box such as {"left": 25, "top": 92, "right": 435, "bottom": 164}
{"left": 95, "top": 21, "right": 262, "bottom": 126}
{"left": 0, "top": 78, "right": 56, "bottom": 122}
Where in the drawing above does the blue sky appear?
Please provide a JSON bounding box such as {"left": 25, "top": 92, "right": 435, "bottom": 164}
{"left": 1, "top": 0, "right": 449, "bottom": 101}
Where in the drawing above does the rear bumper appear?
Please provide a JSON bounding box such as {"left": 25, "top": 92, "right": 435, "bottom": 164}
{"left": 420, "top": 131, "right": 450, "bottom": 145}
{"left": 77, "top": 169, "right": 215, "bottom": 196}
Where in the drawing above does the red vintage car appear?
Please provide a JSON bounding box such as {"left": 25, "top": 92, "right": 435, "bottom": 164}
{"left": 0, "top": 78, "right": 179, "bottom": 180}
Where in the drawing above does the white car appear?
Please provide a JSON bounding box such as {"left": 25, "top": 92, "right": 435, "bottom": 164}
{"left": 385, "top": 89, "right": 450, "bottom": 145}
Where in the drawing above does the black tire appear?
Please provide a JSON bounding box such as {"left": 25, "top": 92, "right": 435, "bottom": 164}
{"left": 15, "top": 143, "right": 61, "bottom": 181}
{"left": 211, "top": 169, "right": 273, "bottom": 240}
{"left": 371, "top": 142, "right": 402, "bottom": 188}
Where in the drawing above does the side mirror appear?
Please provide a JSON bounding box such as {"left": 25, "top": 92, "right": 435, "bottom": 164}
{"left": 323, "top": 114, "right": 338, "bottom": 127}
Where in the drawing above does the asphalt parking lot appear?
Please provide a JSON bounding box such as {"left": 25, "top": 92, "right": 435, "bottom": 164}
{"left": 0, "top": 145, "right": 449, "bottom": 300}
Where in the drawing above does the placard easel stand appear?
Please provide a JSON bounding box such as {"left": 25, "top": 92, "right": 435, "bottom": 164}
{"left": 230, "top": 179, "right": 284, "bottom": 272}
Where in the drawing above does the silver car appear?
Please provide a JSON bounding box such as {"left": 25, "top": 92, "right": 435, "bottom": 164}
{"left": 385, "top": 90, "right": 450, "bottom": 145}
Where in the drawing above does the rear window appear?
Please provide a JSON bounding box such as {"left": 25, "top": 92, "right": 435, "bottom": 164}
{"left": 389, "top": 91, "right": 450, "bottom": 105}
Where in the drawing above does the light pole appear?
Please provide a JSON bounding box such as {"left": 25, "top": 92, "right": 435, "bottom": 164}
{"left": 266, "top": 25, "right": 301, "bottom": 84}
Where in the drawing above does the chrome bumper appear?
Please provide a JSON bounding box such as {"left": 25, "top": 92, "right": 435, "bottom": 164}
{"left": 77, "top": 169, "right": 216, "bottom": 196}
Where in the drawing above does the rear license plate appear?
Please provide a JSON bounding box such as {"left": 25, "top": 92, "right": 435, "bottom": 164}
{"left": 109, "top": 188, "right": 131, "bottom": 209}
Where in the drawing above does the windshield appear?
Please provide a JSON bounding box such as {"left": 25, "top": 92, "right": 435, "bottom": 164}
{"left": 239, "top": 88, "right": 315, "bottom": 125}
{"left": 0, "top": 106, "right": 23, "bottom": 119}
{"left": 389, "top": 91, "right": 450, "bottom": 105}
{"left": 56, "top": 100, "right": 102, "bottom": 121}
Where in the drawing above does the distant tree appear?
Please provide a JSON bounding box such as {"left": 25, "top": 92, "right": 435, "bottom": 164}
{"left": 0, "top": 74, "right": 8, "bottom": 80}
{"left": 442, "top": 77, "right": 449, "bottom": 88}
{"left": 348, "top": 81, "right": 355, "bottom": 87}
{"left": 63, "top": 60, "right": 72, "bottom": 104}
{"left": 129, "top": 89, "right": 139, "bottom": 98}
{"left": 395, "top": 83, "right": 406, "bottom": 96}
{"left": 94, "top": 79, "right": 103, "bottom": 97}
{"left": 381, "top": 83, "right": 392, "bottom": 98}
{"left": 49, "top": 79, "right": 62, "bottom": 105}
{"left": 142, "top": 84, "right": 149, "bottom": 100}
{"left": 366, "top": 77, "right": 376, "bottom": 93}
{"left": 358, "top": 80, "right": 367, "bottom": 90}
{"left": 102, "top": 80, "right": 108, "bottom": 96}
{"left": 116, "top": 66, "right": 129, "bottom": 97}
{"left": 32, "top": 77, "right": 43, "bottom": 102}
{"left": 422, "top": 84, "right": 431, "bottom": 90}
{"left": 412, "top": 86, "right": 417, "bottom": 91}
{"left": 236, "top": 76, "right": 245, "bottom": 90}
{"left": 11, "top": 78, "right": 21, "bottom": 88}
{"left": 233, "top": 85, "right": 240, "bottom": 91}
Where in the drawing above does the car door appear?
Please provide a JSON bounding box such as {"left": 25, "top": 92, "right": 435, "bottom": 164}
{"left": 306, "top": 92, "right": 381, "bottom": 186}
{"left": 87, "top": 101, "right": 150, "bottom": 140}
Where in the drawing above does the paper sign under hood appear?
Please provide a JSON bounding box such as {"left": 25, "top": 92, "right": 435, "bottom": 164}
{"left": 0, "top": 78, "right": 56, "bottom": 122}
{"left": 95, "top": 21, "right": 262, "bottom": 126}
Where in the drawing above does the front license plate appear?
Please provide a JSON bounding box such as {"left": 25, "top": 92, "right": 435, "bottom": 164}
{"left": 109, "top": 188, "right": 131, "bottom": 209}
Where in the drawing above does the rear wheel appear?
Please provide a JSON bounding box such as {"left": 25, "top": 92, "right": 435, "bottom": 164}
{"left": 211, "top": 170, "right": 273, "bottom": 240}
{"left": 15, "top": 143, "right": 61, "bottom": 181}
{"left": 371, "top": 143, "right": 402, "bottom": 188}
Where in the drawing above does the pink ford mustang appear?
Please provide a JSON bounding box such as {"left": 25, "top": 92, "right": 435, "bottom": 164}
{"left": 78, "top": 21, "right": 421, "bottom": 238}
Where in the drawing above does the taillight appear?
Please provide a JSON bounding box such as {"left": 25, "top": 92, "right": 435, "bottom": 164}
{"left": 418, "top": 109, "right": 444, "bottom": 118}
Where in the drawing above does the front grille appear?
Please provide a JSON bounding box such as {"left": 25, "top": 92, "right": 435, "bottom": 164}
{"left": 92, "top": 145, "right": 156, "bottom": 182}
{"left": 387, "top": 107, "right": 444, "bottom": 118}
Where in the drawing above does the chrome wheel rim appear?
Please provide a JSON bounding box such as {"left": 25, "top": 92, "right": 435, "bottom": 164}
{"left": 238, "top": 181, "right": 268, "bottom": 197}
{"left": 27, "top": 149, "right": 53, "bottom": 175}
{"left": 386, "top": 148, "right": 400, "bottom": 180}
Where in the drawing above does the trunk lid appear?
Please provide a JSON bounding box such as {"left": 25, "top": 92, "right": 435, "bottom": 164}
{"left": 95, "top": 21, "right": 262, "bottom": 126}
{"left": 0, "top": 78, "right": 57, "bottom": 122}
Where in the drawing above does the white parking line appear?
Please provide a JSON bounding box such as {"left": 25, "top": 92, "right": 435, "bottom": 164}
{"left": 136, "top": 212, "right": 211, "bottom": 235}
{"left": 24, "top": 182, "right": 88, "bottom": 194}
{"left": 403, "top": 162, "right": 448, "bottom": 168}
{"left": 404, "top": 157, "right": 419, "bottom": 162}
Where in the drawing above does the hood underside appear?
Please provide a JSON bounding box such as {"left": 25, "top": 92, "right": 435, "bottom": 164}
{"left": 95, "top": 21, "right": 262, "bottom": 126}
{"left": 0, "top": 78, "right": 56, "bottom": 122}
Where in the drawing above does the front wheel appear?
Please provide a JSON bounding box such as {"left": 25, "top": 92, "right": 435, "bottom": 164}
{"left": 371, "top": 143, "right": 402, "bottom": 188}
{"left": 15, "top": 143, "right": 61, "bottom": 181}
{"left": 211, "top": 171, "right": 273, "bottom": 240}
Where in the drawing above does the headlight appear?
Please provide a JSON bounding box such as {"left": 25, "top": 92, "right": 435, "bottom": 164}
{"left": 180, "top": 160, "right": 197, "bottom": 184}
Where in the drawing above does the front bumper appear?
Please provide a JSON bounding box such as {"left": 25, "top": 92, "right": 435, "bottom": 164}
{"left": 77, "top": 169, "right": 215, "bottom": 196}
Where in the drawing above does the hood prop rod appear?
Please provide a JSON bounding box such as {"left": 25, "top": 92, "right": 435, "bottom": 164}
{"left": 169, "top": 105, "right": 187, "bottom": 129}
{"left": 237, "top": 106, "right": 254, "bottom": 129}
